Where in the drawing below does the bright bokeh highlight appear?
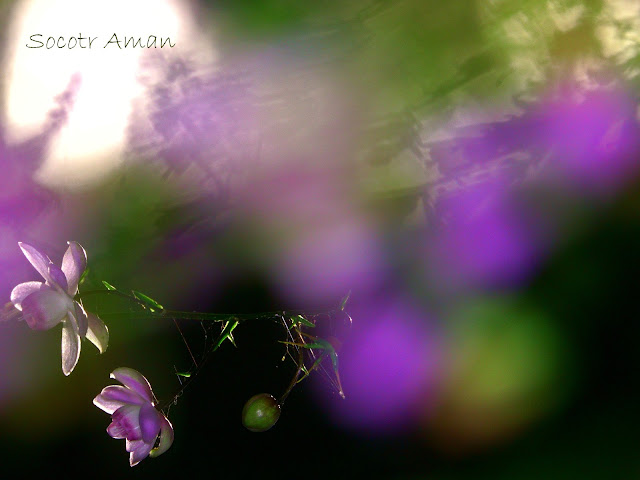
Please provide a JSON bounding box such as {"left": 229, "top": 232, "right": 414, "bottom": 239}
{"left": 3, "top": 0, "right": 214, "bottom": 189}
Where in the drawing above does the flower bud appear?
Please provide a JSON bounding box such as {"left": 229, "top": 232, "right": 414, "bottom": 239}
{"left": 242, "top": 393, "right": 281, "bottom": 432}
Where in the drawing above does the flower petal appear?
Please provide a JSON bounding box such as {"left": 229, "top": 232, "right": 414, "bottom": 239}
{"left": 62, "top": 241, "right": 87, "bottom": 295}
{"left": 21, "top": 287, "right": 70, "bottom": 330}
{"left": 48, "top": 263, "right": 69, "bottom": 292}
{"left": 86, "top": 313, "right": 109, "bottom": 353}
{"left": 149, "top": 415, "right": 174, "bottom": 458}
{"left": 139, "top": 403, "right": 162, "bottom": 444}
{"left": 111, "top": 404, "right": 142, "bottom": 441}
{"left": 111, "top": 368, "right": 155, "bottom": 404}
{"left": 101, "top": 385, "right": 147, "bottom": 406}
{"left": 10, "top": 281, "right": 45, "bottom": 311}
{"left": 18, "top": 242, "right": 54, "bottom": 283}
{"left": 93, "top": 385, "right": 147, "bottom": 414}
{"left": 61, "top": 316, "right": 81, "bottom": 376}
{"left": 106, "top": 420, "right": 128, "bottom": 439}
{"left": 73, "top": 302, "right": 88, "bottom": 338}
{"left": 127, "top": 439, "right": 154, "bottom": 467}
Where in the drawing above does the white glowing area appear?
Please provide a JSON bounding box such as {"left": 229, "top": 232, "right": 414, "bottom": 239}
{"left": 4, "top": 0, "right": 216, "bottom": 189}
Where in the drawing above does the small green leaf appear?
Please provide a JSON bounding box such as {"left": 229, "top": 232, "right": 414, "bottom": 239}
{"left": 227, "top": 329, "right": 238, "bottom": 347}
{"left": 298, "top": 338, "right": 343, "bottom": 398}
{"left": 339, "top": 290, "right": 351, "bottom": 311}
{"left": 102, "top": 280, "right": 116, "bottom": 291}
{"left": 291, "top": 314, "right": 315, "bottom": 328}
{"left": 212, "top": 319, "right": 239, "bottom": 352}
{"left": 176, "top": 371, "right": 191, "bottom": 378}
{"left": 79, "top": 267, "right": 90, "bottom": 286}
{"left": 132, "top": 290, "right": 164, "bottom": 312}
{"left": 306, "top": 338, "right": 339, "bottom": 371}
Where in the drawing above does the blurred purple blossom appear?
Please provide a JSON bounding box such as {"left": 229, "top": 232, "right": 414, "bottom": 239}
{"left": 127, "top": 56, "right": 260, "bottom": 199}
{"left": 275, "top": 217, "right": 381, "bottom": 305}
{"left": 316, "top": 298, "right": 443, "bottom": 435}
{"left": 426, "top": 85, "right": 640, "bottom": 211}
{"left": 425, "top": 177, "right": 547, "bottom": 290}
{"left": 421, "top": 85, "right": 640, "bottom": 291}
{"left": 94, "top": 367, "right": 174, "bottom": 467}
{"left": 238, "top": 166, "right": 385, "bottom": 305}
{"left": 535, "top": 86, "right": 640, "bottom": 195}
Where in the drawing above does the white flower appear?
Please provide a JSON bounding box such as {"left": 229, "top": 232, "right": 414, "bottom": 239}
{"left": 10, "top": 241, "right": 109, "bottom": 375}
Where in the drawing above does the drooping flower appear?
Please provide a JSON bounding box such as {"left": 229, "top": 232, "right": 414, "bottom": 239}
{"left": 9, "top": 241, "right": 109, "bottom": 375}
{"left": 94, "top": 367, "right": 174, "bottom": 466}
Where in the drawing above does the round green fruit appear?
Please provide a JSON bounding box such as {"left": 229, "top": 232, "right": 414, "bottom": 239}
{"left": 242, "top": 393, "right": 281, "bottom": 432}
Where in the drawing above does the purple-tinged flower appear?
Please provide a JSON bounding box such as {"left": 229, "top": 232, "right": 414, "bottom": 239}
{"left": 9, "top": 241, "right": 108, "bottom": 375}
{"left": 94, "top": 367, "right": 174, "bottom": 467}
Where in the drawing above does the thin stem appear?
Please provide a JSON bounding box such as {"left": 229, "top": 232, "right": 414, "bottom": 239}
{"left": 278, "top": 326, "right": 306, "bottom": 406}
{"left": 78, "top": 289, "right": 337, "bottom": 322}
{"left": 163, "top": 310, "right": 282, "bottom": 322}
{"left": 172, "top": 317, "right": 198, "bottom": 368}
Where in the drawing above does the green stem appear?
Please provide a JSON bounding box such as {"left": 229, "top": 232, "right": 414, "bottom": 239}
{"left": 164, "top": 310, "right": 282, "bottom": 322}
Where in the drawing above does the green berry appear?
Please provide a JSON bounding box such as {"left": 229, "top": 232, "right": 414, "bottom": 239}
{"left": 242, "top": 393, "right": 281, "bottom": 432}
